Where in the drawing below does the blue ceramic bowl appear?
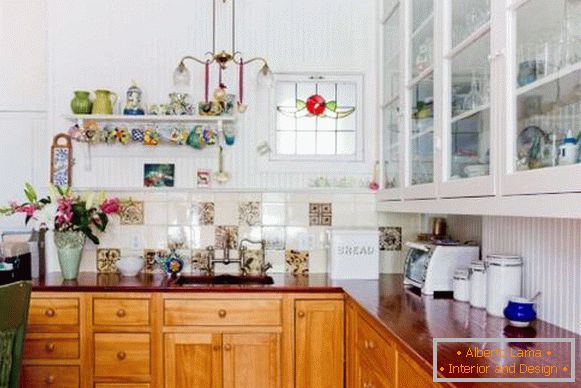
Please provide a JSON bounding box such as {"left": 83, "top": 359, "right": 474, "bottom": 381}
{"left": 503, "top": 297, "right": 537, "bottom": 327}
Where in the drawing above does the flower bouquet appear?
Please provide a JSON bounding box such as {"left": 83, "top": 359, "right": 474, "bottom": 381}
{"left": 1, "top": 184, "right": 120, "bottom": 279}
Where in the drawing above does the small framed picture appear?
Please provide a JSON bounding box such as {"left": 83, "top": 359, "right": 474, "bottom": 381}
{"left": 144, "top": 163, "right": 175, "bottom": 188}
{"left": 197, "top": 169, "right": 211, "bottom": 188}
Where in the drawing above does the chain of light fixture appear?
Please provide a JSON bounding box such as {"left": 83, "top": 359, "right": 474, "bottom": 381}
{"left": 173, "top": 0, "right": 273, "bottom": 93}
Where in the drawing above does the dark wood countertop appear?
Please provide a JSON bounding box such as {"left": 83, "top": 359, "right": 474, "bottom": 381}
{"left": 33, "top": 273, "right": 579, "bottom": 386}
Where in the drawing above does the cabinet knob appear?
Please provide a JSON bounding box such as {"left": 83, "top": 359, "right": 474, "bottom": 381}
{"left": 45, "top": 342, "right": 55, "bottom": 353}
{"left": 367, "top": 340, "right": 375, "bottom": 350}
{"left": 224, "top": 344, "right": 232, "bottom": 351}
{"left": 213, "top": 344, "right": 221, "bottom": 351}
{"left": 117, "top": 351, "right": 127, "bottom": 360}
{"left": 297, "top": 311, "right": 305, "bottom": 318}
{"left": 45, "top": 375, "right": 55, "bottom": 384}
{"left": 116, "top": 309, "right": 126, "bottom": 318}
{"left": 45, "top": 308, "right": 55, "bottom": 317}
{"left": 218, "top": 309, "right": 227, "bottom": 318}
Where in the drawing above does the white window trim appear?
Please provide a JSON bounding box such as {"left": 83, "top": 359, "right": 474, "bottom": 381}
{"left": 258, "top": 72, "right": 369, "bottom": 174}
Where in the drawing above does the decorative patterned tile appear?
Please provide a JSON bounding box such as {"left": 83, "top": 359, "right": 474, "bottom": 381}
{"left": 191, "top": 249, "right": 210, "bottom": 272}
{"left": 96, "top": 248, "right": 120, "bottom": 273}
{"left": 239, "top": 202, "right": 261, "bottom": 226}
{"left": 215, "top": 226, "right": 239, "bottom": 249}
{"left": 309, "top": 203, "right": 332, "bottom": 226}
{"left": 119, "top": 200, "right": 144, "bottom": 225}
{"left": 285, "top": 250, "right": 309, "bottom": 275}
{"left": 167, "top": 226, "right": 191, "bottom": 250}
{"left": 198, "top": 202, "right": 215, "bottom": 225}
{"left": 262, "top": 227, "right": 286, "bottom": 250}
{"left": 143, "top": 249, "right": 168, "bottom": 273}
{"left": 242, "top": 249, "right": 264, "bottom": 275}
{"left": 379, "top": 226, "right": 402, "bottom": 251}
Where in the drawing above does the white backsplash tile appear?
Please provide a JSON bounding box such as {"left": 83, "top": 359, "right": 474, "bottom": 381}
{"left": 214, "top": 201, "right": 239, "bottom": 225}
{"left": 144, "top": 201, "right": 168, "bottom": 225}
{"left": 167, "top": 202, "right": 193, "bottom": 225}
{"left": 262, "top": 203, "right": 286, "bottom": 226}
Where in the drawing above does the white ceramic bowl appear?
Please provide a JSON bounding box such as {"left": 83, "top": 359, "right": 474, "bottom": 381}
{"left": 116, "top": 257, "right": 144, "bottom": 277}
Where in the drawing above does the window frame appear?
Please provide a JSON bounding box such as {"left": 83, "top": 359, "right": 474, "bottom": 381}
{"left": 269, "top": 73, "right": 365, "bottom": 163}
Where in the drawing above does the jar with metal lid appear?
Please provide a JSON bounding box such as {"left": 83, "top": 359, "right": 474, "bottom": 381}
{"left": 469, "top": 260, "right": 487, "bottom": 308}
{"left": 453, "top": 268, "right": 470, "bottom": 302}
{"left": 484, "top": 255, "right": 523, "bottom": 317}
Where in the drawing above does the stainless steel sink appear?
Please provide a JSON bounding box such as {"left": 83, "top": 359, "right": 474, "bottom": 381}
{"left": 173, "top": 274, "right": 275, "bottom": 286}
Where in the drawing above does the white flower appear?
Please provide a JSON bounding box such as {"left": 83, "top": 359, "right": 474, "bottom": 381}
{"left": 85, "top": 192, "right": 95, "bottom": 210}
{"left": 32, "top": 203, "right": 57, "bottom": 231}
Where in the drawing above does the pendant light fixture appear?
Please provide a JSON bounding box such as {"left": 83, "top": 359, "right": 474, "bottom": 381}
{"left": 173, "top": 0, "right": 274, "bottom": 112}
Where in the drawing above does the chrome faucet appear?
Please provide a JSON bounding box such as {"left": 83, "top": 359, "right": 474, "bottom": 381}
{"left": 207, "top": 231, "right": 245, "bottom": 274}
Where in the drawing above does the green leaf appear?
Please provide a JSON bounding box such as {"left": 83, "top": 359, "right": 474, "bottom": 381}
{"left": 326, "top": 101, "right": 337, "bottom": 112}
{"left": 296, "top": 100, "right": 306, "bottom": 111}
{"left": 83, "top": 228, "right": 100, "bottom": 245}
{"left": 24, "top": 182, "right": 37, "bottom": 203}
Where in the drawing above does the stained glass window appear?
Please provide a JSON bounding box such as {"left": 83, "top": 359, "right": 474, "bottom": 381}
{"left": 273, "top": 75, "right": 361, "bottom": 160}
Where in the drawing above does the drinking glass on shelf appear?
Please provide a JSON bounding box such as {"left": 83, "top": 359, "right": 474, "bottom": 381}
{"left": 463, "top": 71, "right": 483, "bottom": 111}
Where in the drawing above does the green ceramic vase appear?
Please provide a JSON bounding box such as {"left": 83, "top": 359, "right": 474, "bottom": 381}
{"left": 70, "top": 90, "right": 93, "bottom": 114}
{"left": 54, "top": 231, "right": 85, "bottom": 280}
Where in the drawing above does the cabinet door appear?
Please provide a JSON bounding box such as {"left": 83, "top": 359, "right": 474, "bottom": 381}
{"left": 222, "top": 333, "right": 281, "bottom": 388}
{"left": 397, "top": 352, "right": 437, "bottom": 388}
{"left": 295, "top": 300, "right": 344, "bottom": 388}
{"left": 164, "top": 333, "right": 222, "bottom": 388}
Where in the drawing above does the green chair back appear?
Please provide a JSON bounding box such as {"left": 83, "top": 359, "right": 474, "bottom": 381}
{"left": 0, "top": 281, "right": 32, "bottom": 388}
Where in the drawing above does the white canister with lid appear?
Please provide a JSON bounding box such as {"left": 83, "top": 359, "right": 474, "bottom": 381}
{"left": 485, "top": 255, "right": 523, "bottom": 317}
{"left": 469, "top": 260, "right": 487, "bottom": 308}
{"left": 453, "top": 268, "right": 471, "bottom": 302}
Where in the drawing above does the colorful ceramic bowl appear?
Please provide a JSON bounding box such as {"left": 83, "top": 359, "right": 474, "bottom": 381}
{"left": 503, "top": 296, "right": 537, "bottom": 327}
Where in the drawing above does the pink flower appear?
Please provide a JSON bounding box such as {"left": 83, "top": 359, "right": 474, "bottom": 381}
{"left": 55, "top": 198, "right": 74, "bottom": 227}
{"left": 16, "top": 204, "right": 37, "bottom": 217}
{"left": 100, "top": 198, "right": 120, "bottom": 215}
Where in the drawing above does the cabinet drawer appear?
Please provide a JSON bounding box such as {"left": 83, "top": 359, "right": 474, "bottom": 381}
{"left": 93, "top": 298, "right": 150, "bottom": 326}
{"left": 29, "top": 298, "right": 79, "bottom": 327}
{"left": 95, "top": 385, "right": 150, "bottom": 388}
{"left": 397, "top": 352, "right": 438, "bottom": 388}
{"left": 24, "top": 334, "right": 79, "bottom": 360}
{"left": 357, "top": 316, "right": 396, "bottom": 382}
{"left": 21, "top": 365, "right": 79, "bottom": 387}
{"left": 94, "top": 333, "right": 151, "bottom": 378}
{"left": 164, "top": 299, "right": 281, "bottom": 326}
{"left": 358, "top": 358, "right": 392, "bottom": 388}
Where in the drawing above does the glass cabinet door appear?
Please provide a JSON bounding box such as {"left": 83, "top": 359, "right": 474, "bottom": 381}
{"left": 505, "top": 0, "right": 581, "bottom": 194}
{"left": 405, "top": 0, "right": 436, "bottom": 194}
{"left": 381, "top": 2, "right": 402, "bottom": 196}
{"left": 445, "top": 0, "right": 492, "bottom": 187}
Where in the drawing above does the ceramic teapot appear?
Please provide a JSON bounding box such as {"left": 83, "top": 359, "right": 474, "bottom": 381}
{"left": 92, "top": 89, "right": 118, "bottom": 114}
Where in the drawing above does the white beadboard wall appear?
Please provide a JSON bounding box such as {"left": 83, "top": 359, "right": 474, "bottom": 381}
{"left": 447, "top": 215, "right": 581, "bottom": 334}
{"left": 43, "top": 0, "right": 378, "bottom": 190}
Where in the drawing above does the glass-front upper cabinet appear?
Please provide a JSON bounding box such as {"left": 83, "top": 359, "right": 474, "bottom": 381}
{"left": 404, "top": 0, "right": 436, "bottom": 198}
{"left": 441, "top": 0, "right": 494, "bottom": 197}
{"left": 505, "top": 0, "right": 581, "bottom": 194}
{"left": 380, "top": 0, "right": 402, "bottom": 198}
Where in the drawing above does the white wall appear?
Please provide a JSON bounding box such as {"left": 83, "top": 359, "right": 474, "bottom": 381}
{"left": 0, "top": 0, "right": 47, "bottom": 232}
{"left": 45, "top": 0, "right": 378, "bottom": 190}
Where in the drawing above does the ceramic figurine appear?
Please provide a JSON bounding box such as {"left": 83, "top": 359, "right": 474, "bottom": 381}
{"left": 168, "top": 93, "right": 192, "bottom": 115}
{"left": 157, "top": 249, "right": 185, "bottom": 277}
{"left": 123, "top": 81, "right": 145, "bottom": 115}
{"left": 92, "top": 89, "right": 118, "bottom": 115}
{"left": 70, "top": 90, "right": 93, "bottom": 114}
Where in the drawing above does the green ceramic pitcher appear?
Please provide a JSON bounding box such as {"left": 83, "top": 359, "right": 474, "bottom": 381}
{"left": 70, "top": 90, "right": 93, "bottom": 114}
{"left": 92, "top": 89, "right": 118, "bottom": 114}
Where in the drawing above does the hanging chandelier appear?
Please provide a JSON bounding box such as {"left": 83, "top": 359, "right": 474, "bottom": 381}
{"left": 173, "top": 0, "right": 274, "bottom": 113}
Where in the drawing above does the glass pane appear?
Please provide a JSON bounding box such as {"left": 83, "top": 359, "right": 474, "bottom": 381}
{"left": 516, "top": 0, "right": 581, "bottom": 88}
{"left": 410, "top": 76, "right": 434, "bottom": 185}
{"left": 337, "top": 132, "right": 356, "bottom": 155}
{"left": 514, "top": 0, "right": 581, "bottom": 172}
{"left": 411, "top": 0, "right": 434, "bottom": 79}
{"left": 384, "top": 7, "right": 400, "bottom": 101}
{"left": 277, "top": 132, "right": 296, "bottom": 155}
{"left": 296, "top": 132, "right": 316, "bottom": 155}
{"left": 451, "top": 0, "right": 490, "bottom": 48}
{"left": 450, "top": 33, "right": 491, "bottom": 179}
{"left": 317, "top": 132, "right": 336, "bottom": 155}
{"left": 383, "top": 100, "right": 400, "bottom": 189}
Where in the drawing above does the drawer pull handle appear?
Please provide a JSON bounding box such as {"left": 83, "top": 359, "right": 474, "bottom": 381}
{"left": 117, "top": 351, "right": 127, "bottom": 360}
{"left": 45, "top": 342, "right": 55, "bottom": 353}
{"left": 224, "top": 344, "right": 232, "bottom": 351}
{"left": 116, "top": 309, "right": 126, "bottom": 318}
{"left": 45, "top": 308, "right": 55, "bottom": 317}
{"left": 297, "top": 311, "right": 305, "bottom": 318}
{"left": 45, "top": 375, "right": 55, "bottom": 384}
{"left": 218, "top": 309, "right": 227, "bottom": 318}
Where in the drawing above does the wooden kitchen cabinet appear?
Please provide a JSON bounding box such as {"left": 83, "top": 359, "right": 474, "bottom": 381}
{"left": 164, "top": 333, "right": 223, "bottom": 388}
{"left": 223, "top": 333, "right": 281, "bottom": 388}
{"left": 21, "top": 365, "right": 80, "bottom": 387}
{"left": 295, "top": 300, "right": 345, "bottom": 388}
